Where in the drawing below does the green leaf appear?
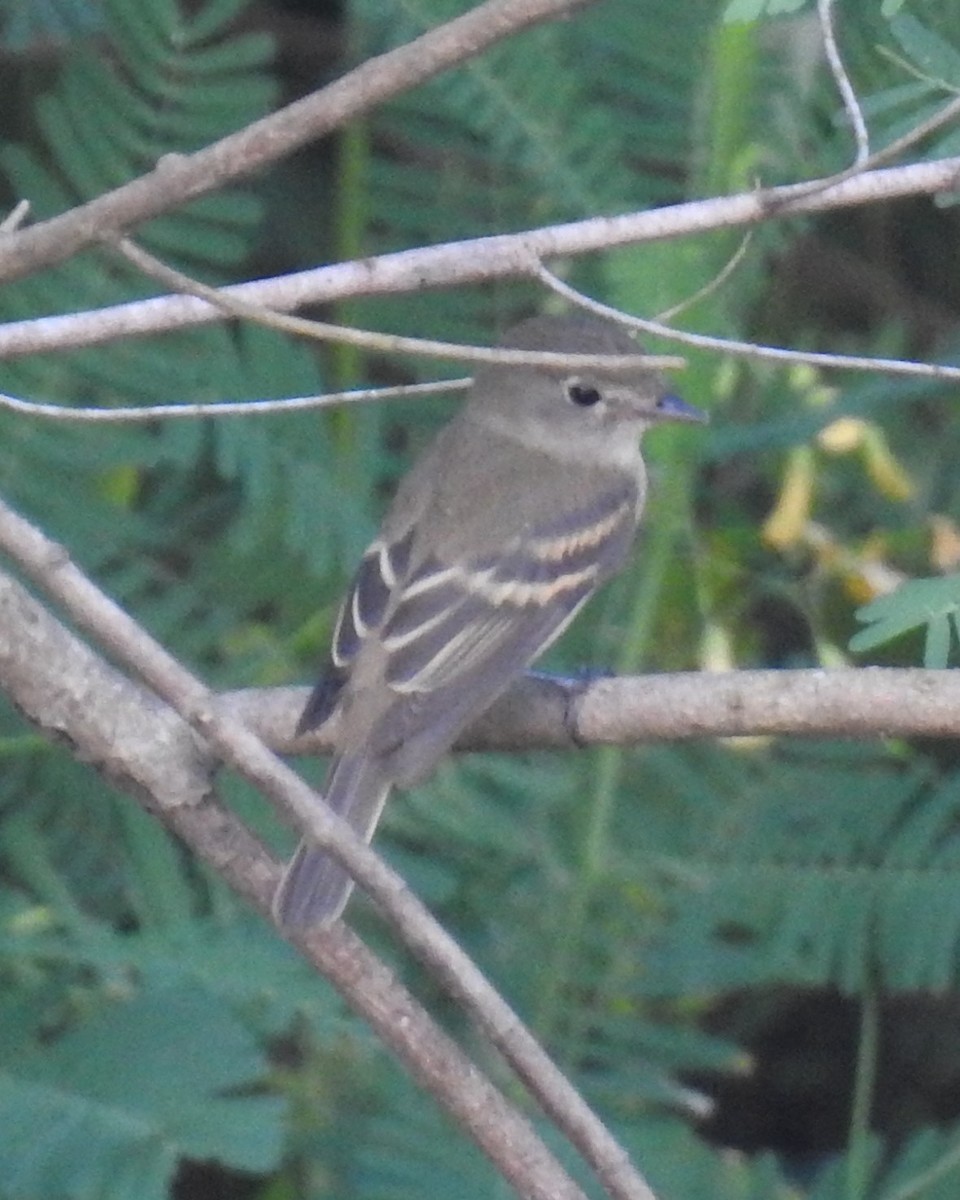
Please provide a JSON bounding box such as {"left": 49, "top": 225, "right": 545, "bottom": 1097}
{"left": 890, "top": 13, "right": 960, "bottom": 85}
{"left": 723, "top": 0, "right": 807, "bottom": 20}
{"left": 0, "top": 986, "right": 285, "bottom": 1198}
{"left": 648, "top": 743, "right": 960, "bottom": 994}
{"left": 850, "top": 575, "right": 960, "bottom": 660}
{"left": 925, "top": 612, "right": 954, "bottom": 669}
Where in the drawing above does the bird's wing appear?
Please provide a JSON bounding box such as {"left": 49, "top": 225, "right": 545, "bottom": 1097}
{"left": 297, "top": 528, "right": 415, "bottom": 733}
{"left": 299, "top": 476, "right": 639, "bottom": 779}
{"left": 366, "top": 479, "right": 640, "bottom": 778}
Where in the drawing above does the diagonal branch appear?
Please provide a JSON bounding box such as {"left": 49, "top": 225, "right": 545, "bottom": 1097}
{"left": 534, "top": 262, "right": 960, "bottom": 381}
{"left": 107, "top": 233, "right": 683, "bottom": 371}
{"left": 0, "top": 0, "right": 589, "bottom": 286}
{"left": 0, "top": 492, "right": 658, "bottom": 1200}
{"left": 2, "top": 155, "right": 959, "bottom": 362}
{"left": 0, "top": 560, "right": 592, "bottom": 1200}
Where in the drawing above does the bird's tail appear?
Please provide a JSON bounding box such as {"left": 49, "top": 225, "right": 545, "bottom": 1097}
{"left": 273, "top": 755, "right": 392, "bottom": 928}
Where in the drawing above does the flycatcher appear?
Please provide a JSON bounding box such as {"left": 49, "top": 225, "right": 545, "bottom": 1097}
{"left": 275, "top": 313, "right": 705, "bottom": 927}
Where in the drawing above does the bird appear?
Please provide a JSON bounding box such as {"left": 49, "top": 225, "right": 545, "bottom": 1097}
{"left": 274, "top": 312, "right": 705, "bottom": 928}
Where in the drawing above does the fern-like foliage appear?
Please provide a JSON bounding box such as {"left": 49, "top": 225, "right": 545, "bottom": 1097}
{"left": 346, "top": 0, "right": 721, "bottom": 352}
{"left": 642, "top": 741, "right": 960, "bottom": 995}
{"left": 852, "top": 574, "right": 960, "bottom": 666}
{"left": 350, "top": 1062, "right": 798, "bottom": 1200}
{"left": 0, "top": 985, "right": 285, "bottom": 1200}
{"left": 6, "top": 0, "right": 960, "bottom": 1197}
{"left": 863, "top": 11, "right": 960, "bottom": 163}
{"left": 0, "top": 1, "right": 335, "bottom": 1192}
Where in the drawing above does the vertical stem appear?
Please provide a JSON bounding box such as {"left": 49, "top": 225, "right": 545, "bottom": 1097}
{"left": 847, "top": 981, "right": 879, "bottom": 1200}
{"left": 700, "top": 19, "right": 758, "bottom": 200}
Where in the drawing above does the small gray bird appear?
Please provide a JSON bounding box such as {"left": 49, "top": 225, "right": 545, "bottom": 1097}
{"left": 274, "top": 313, "right": 705, "bottom": 928}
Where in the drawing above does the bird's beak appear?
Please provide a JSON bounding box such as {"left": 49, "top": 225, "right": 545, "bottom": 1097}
{"left": 654, "top": 393, "right": 708, "bottom": 424}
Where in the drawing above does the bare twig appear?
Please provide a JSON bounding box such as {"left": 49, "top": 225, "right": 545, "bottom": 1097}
{"left": 819, "top": 0, "right": 870, "bottom": 166}
{"left": 535, "top": 263, "right": 960, "bottom": 381}
{"left": 877, "top": 44, "right": 960, "bottom": 95}
{"left": 0, "top": 200, "right": 30, "bottom": 234}
{"left": 109, "top": 235, "right": 683, "bottom": 371}
{"left": 0, "top": 0, "right": 589, "bottom": 286}
{"left": 2, "top": 155, "right": 960, "bottom": 363}
{"left": 0, "top": 493, "right": 658, "bottom": 1200}
{"left": 655, "top": 231, "right": 753, "bottom": 323}
{"left": 865, "top": 92, "right": 960, "bottom": 164}
{"left": 755, "top": 61, "right": 960, "bottom": 210}
{"left": 0, "top": 380, "right": 471, "bottom": 423}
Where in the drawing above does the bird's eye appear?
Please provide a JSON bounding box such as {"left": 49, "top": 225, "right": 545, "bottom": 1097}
{"left": 566, "top": 381, "right": 602, "bottom": 408}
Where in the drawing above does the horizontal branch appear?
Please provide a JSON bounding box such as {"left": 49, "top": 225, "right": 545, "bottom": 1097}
{"left": 565, "top": 666, "right": 960, "bottom": 744}
{"left": 2, "top": 155, "right": 959, "bottom": 360}
{"left": 223, "top": 666, "right": 960, "bottom": 756}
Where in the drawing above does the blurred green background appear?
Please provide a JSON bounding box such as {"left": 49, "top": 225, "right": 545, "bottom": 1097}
{"left": 4, "top": 1, "right": 960, "bottom": 1197}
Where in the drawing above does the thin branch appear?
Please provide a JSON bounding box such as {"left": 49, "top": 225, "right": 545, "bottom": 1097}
{"left": 0, "top": 380, "right": 471, "bottom": 423}
{"left": 535, "top": 263, "right": 960, "bottom": 381}
{"left": 819, "top": 0, "right": 870, "bottom": 166}
{"left": 0, "top": 492, "right": 658, "bottom": 1200}
{"left": 0, "top": 563, "right": 590, "bottom": 1200}
{"left": 2, "top": 155, "right": 960, "bottom": 363}
{"left": 752, "top": 65, "right": 960, "bottom": 210}
{"left": 0, "top": 200, "right": 29, "bottom": 234}
{"left": 867, "top": 92, "right": 960, "bottom": 163}
{"left": 877, "top": 44, "right": 960, "bottom": 95}
{"left": 0, "top": 0, "right": 589, "bottom": 286}
{"left": 655, "top": 231, "right": 753, "bottom": 323}
{"left": 108, "top": 236, "right": 684, "bottom": 372}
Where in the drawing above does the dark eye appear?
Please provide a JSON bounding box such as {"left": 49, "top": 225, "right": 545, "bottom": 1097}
{"left": 567, "top": 382, "right": 602, "bottom": 408}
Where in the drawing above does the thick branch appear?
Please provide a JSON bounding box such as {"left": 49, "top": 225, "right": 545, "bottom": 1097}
{"left": 2, "top": 156, "right": 959, "bottom": 360}
{"left": 225, "top": 666, "right": 960, "bottom": 757}
{"left": 0, "top": 495, "right": 656, "bottom": 1200}
{"left": 0, "top": 564, "right": 596, "bottom": 1200}
{"left": 0, "top": 0, "right": 586, "bottom": 286}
